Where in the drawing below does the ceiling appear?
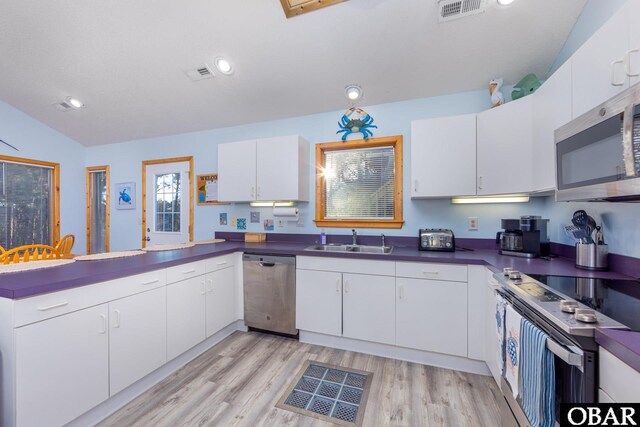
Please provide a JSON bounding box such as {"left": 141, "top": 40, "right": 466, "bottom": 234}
{"left": 0, "top": 0, "right": 586, "bottom": 146}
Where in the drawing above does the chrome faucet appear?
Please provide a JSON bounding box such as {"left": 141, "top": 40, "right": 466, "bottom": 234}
{"left": 352, "top": 229, "right": 357, "bottom": 245}
{"left": 381, "top": 233, "right": 385, "bottom": 247}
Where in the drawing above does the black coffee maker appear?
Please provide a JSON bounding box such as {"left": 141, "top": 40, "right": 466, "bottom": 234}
{"left": 496, "top": 215, "right": 550, "bottom": 258}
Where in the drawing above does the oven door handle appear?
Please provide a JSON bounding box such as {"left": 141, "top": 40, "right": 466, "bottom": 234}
{"left": 546, "top": 338, "right": 583, "bottom": 369}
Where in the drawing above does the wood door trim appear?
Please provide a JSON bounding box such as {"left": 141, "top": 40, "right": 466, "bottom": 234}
{"left": 85, "top": 165, "right": 110, "bottom": 254}
{"left": 141, "top": 156, "right": 194, "bottom": 248}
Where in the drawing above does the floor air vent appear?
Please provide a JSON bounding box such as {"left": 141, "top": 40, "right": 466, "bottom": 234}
{"left": 438, "top": 0, "right": 486, "bottom": 22}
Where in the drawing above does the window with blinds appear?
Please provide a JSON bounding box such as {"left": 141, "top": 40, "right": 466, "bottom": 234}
{"left": 324, "top": 147, "right": 395, "bottom": 219}
{"left": 315, "top": 135, "right": 403, "bottom": 228}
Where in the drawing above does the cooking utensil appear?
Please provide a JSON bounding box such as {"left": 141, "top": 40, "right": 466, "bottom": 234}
{"left": 595, "top": 226, "right": 604, "bottom": 245}
{"left": 564, "top": 225, "right": 589, "bottom": 243}
{"left": 572, "top": 210, "right": 596, "bottom": 243}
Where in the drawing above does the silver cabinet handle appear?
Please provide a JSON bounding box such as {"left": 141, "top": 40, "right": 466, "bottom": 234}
{"left": 478, "top": 175, "right": 483, "bottom": 190}
{"left": 344, "top": 280, "right": 349, "bottom": 294}
{"left": 422, "top": 270, "right": 439, "bottom": 276}
{"left": 622, "top": 104, "right": 637, "bottom": 177}
{"left": 625, "top": 48, "right": 640, "bottom": 77}
{"left": 216, "top": 261, "right": 228, "bottom": 266}
{"left": 611, "top": 59, "right": 625, "bottom": 86}
{"left": 335, "top": 279, "right": 341, "bottom": 293}
{"left": 251, "top": 186, "right": 255, "bottom": 199}
{"left": 413, "top": 179, "right": 418, "bottom": 193}
{"left": 207, "top": 279, "right": 213, "bottom": 293}
{"left": 182, "top": 269, "right": 196, "bottom": 275}
{"left": 200, "top": 281, "right": 206, "bottom": 295}
{"left": 113, "top": 309, "right": 121, "bottom": 328}
{"left": 257, "top": 186, "right": 261, "bottom": 198}
{"left": 37, "top": 301, "right": 69, "bottom": 311}
{"left": 99, "top": 314, "right": 107, "bottom": 334}
{"left": 141, "top": 279, "right": 160, "bottom": 285}
{"left": 398, "top": 285, "right": 404, "bottom": 300}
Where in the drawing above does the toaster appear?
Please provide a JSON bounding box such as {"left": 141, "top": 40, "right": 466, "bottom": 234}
{"left": 419, "top": 229, "right": 455, "bottom": 252}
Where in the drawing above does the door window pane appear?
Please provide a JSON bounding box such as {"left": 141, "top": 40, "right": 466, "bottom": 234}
{"left": 154, "top": 173, "right": 181, "bottom": 232}
{"left": 89, "top": 171, "right": 107, "bottom": 254}
{"left": 0, "top": 162, "right": 52, "bottom": 248}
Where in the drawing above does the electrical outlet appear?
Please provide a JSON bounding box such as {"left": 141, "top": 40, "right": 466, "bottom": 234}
{"left": 277, "top": 219, "right": 285, "bottom": 227}
{"left": 468, "top": 217, "right": 478, "bottom": 230}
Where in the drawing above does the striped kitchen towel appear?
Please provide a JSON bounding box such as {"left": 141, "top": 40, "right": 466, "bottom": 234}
{"left": 520, "top": 318, "right": 556, "bottom": 427}
{"left": 495, "top": 293, "right": 507, "bottom": 375}
{"left": 504, "top": 304, "right": 522, "bottom": 399}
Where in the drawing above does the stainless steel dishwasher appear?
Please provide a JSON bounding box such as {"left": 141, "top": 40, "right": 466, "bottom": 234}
{"left": 243, "top": 253, "right": 297, "bottom": 336}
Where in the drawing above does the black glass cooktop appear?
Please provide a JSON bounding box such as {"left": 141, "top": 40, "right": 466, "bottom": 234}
{"left": 528, "top": 274, "right": 640, "bottom": 331}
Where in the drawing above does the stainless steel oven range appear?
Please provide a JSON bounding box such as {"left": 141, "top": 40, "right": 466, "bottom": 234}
{"left": 493, "top": 271, "right": 639, "bottom": 426}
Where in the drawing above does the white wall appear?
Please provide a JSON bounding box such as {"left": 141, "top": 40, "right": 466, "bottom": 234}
{"left": 0, "top": 100, "right": 87, "bottom": 253}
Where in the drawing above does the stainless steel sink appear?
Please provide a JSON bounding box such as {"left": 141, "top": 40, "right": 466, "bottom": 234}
{"left": 304, "top": 244, "right": 393, "bottom": 254}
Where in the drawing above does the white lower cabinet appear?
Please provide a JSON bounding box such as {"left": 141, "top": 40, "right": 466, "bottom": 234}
{"left": 205, "top": 266, "right": 236, "bottom": 337}
{"left": 396, "top": 278, "right": 467, "bottom": 357}
{"left": 15, "top": 304, "right": 109, "bottom": 427}
{"left": 167, "top": 275, "right": 207, "bottom": 360}
{"left": 342, "top": 273, "right": 395, "bottom": 345}
{"left": 599, "top": 347, "right": 640, "bottom": 403}
{"left": 109, "top": 287, "right": 167, "bottom": 395}
{"left": 296, "top": 269, "right": 342, "bottom": 336}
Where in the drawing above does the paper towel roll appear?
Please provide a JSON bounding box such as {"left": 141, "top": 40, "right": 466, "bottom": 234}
{"left": 273, "top": 207, "right": 299, "bottom": 217}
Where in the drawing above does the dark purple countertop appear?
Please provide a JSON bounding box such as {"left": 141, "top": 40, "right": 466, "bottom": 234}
{"left": 0, "top": 239, "right": 634, "bottom": 299}
{"left": 595, "top": 328, "right": 640, "bottom": 373}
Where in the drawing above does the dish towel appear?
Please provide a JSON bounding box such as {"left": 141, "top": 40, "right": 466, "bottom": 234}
{"left": 495, "top": 294, "right": 508, "bottom": 375}
{"left": 520, "top": 319, "right": 556, "bottom": 427}
{"left": 505, "top": 304, "right": 523, "bottom": 399}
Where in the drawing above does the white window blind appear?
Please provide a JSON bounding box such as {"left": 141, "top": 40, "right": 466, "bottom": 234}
{"left": 324, "top": 146, "right": 395, "bottom": 219}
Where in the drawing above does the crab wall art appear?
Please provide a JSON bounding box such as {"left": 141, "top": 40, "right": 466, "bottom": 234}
{"left": 336, "top": 107, "right": 377, "bottom": 141}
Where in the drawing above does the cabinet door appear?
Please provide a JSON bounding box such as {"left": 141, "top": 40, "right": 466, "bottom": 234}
{"left": 296, "top": 269, "right": 342, "bottom": 336}
{"left": 109, "top": 287, "right": 167, "bottom": 395}
{"left": 15, "top": 304, "right": 109, "bottom": 427}
{"left": 205, "top": 267, "right": 236, "bottom": 337}
{"left": 217, "top": 139, "right": 257, "bottom": 201}
{"left": 477, "top": 96, "right": 533, "bottom": 195}
{"left": 411, "top": 114, "right": 477, "bottom": 198}
{"left": 343, "top": 273, "right": 395, "bottom": 345}
{"left": 257, "top": 135, "right": 307, "bottom": 201}
{"left": 167, "top": 276, "right": 206, "bottom": 360}
{"left": 396, "top": 278, "right": 467, "bottom": 357}
{"left": 532, "top": 61, "right": 572, "bottom": 192}
{"left": 571, "top": 5, "right": 629, "bottom": 118}
{"left": 628, "top": 1, "right": 640, "bottom": 86}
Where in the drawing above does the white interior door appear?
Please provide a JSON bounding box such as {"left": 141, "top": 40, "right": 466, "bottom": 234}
{"left": 145, "top": 161, "right": 190, "bottom": 245}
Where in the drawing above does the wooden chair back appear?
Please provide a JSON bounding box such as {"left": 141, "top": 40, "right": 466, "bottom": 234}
{"left": 55, "top": 234, "right": 75, "bottom": 256}
{"left": 0, "top": 245, "right": 62, "bottom": 264}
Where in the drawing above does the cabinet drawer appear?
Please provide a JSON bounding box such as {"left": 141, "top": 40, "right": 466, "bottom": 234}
{"left": 396, "top": 262, "right": 467, "bottom": 282}
{"left": 297, "top": 256, "right": 395, "bottom": 276}
{"left": 205, "top": 253, "right": 236, "bottom": 273}
{"left": 166, "top": 260, "right": 206, "bottom": 284}
{"left": 599, "top": 347, "right": 640, "bottom": 403}
{"left": 14, "top": 269, "right": 167, "bottom": 327}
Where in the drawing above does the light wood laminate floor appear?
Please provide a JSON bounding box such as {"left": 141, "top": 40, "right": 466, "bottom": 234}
{"left": 99, "top": 331, "right": 502, "bottom": 426}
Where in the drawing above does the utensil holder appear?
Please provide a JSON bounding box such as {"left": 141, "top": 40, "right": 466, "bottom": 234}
{"left": 575, "top": 243, "right": 608, "bottom": 271}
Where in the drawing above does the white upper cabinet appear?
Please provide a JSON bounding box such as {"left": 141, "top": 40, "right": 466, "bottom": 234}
{"left": 411, "top": 114, "right": 477, "bottom": 198}
{"left": 627, "top": 1, "right": 640, "bottom": 86}
{"left": 218, "top": 139, "right": 257, "bottom": 202}
{"left": 218, "top": 135, "right": 309, "bottom": 202}
{"left": 571, "top": 2, "right": 633, "bottom": 118}
{"left": 532, "top": 60, "right": 572, "bottom": 192}
{"left": 477, "top": 96, "right": 534, "bottom": 195}
{"left": 257, "top": 135, "right": 309, "bottom": 201}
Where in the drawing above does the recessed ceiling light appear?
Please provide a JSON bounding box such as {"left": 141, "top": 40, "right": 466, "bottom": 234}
{"left": 66, "top": 97, "right": 84, "bottom": 109}
{"left": 214, "top": 57, "right": 233, "bottom": 75}
{"left": 497, "top": 0, "right": 515, "bottom": 5}
{"left": 345, "top": 84, "right": 362, "bottom": 101}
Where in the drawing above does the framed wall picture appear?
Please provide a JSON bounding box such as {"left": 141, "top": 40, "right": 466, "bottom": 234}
{"left": 196, "top": 173, "right": 227, "bottom": 205}
{"left": 115, "top": 182, "right": 136, "bottom": 210}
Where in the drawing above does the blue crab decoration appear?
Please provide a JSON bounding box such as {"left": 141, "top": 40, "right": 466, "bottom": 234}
{"left": 336, "top": 107, "right": 377, "bottom": 141}
{"left": 119, "top": 188, "right": 132, "bottom": 204}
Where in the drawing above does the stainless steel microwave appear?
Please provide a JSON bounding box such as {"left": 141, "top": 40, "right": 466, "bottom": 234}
{"left": 555, "top": 84, "right": 640, "bottom": 202}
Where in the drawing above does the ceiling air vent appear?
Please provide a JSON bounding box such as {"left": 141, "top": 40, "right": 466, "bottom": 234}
{"left": 53, "top": 101, "right": 73, "bottom": 112}
{"left": 185, "top": 65, "right": 215, "bottom": 82}
{"left": 438, "top": 0, "right": 486, "bottom": 22}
